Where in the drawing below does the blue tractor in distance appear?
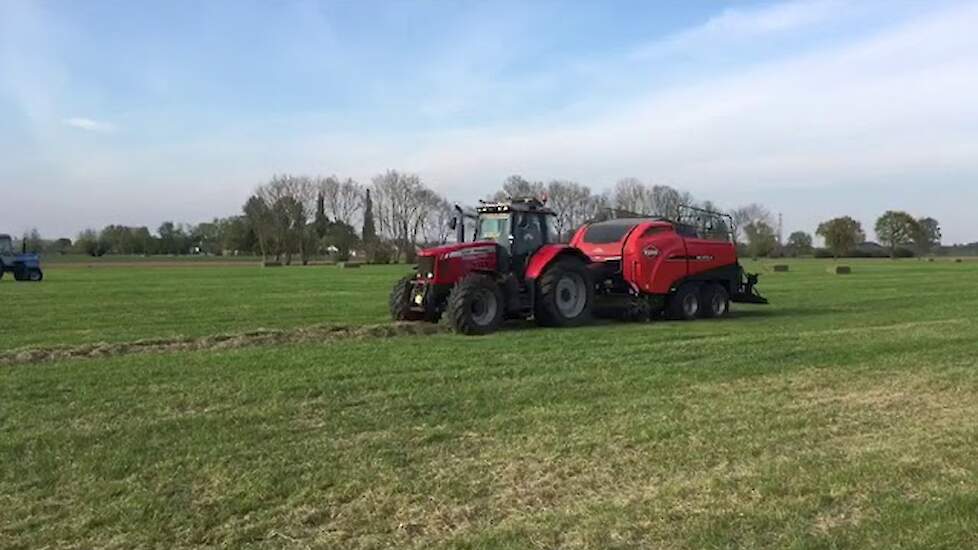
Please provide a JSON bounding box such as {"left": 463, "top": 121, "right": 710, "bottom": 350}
{"left": 0, "top": 233, "right": 43, "bottom": 281}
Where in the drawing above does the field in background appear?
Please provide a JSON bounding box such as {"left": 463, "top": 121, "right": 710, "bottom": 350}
{"left": 2, "top": 259, "right": 978, "bottom": 548}
{"left": 1, "top": 264, "right": 410, "bottom": 349}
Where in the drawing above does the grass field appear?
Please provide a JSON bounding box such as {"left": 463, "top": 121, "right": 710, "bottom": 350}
{"left": 2, "top": 259, "right": 978, "bottom": 548}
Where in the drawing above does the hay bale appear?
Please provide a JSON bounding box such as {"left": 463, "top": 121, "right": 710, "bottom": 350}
{"left": 772, "top": 264, "right": 789, "bottom": 272}
{"left": 262, "top": 261, "right": 282, "bottom": 268}
{"left": 830, "top": 265, "right": 852, "bottom": 274}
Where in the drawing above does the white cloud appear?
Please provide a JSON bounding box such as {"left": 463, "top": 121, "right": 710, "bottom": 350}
{"left": 397, "top": 3, "right": 978, "bottom": 192}
{"left": 632, "top": 0, "right": 844, "bottom": 59}
{"left": 5, "top": 0, "right": 978, "bottom": 243}
{"left": 62, "top": 117, "right": 117, "bottom": 133}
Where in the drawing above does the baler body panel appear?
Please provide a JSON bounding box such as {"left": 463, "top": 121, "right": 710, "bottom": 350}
{"left": 622, "top": 222, "right": 691, "bottom": 294}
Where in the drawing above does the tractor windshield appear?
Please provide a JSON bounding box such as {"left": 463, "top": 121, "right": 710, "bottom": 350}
{"left": 476, "top": 214, "right": 510, "bottom": 246}
{"left": 0, "top": 237, "right": 13, "bottom": 256}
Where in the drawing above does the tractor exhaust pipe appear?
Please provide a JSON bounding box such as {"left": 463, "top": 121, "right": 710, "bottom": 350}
{"left": 453, "top": 204, "right": 465, "bottom": 243}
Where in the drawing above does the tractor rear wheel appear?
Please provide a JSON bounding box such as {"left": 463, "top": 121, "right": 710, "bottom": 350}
{"left": 668, "top": 283, "right": 700, "bottom": 320}
{"left": 535, "top": 259, "right": 593, "bottom": 327}
{"left": 445, "top": 274, "right": 504, "bottom": 335}
{"left": 699, "top": 284, "right": 729, "bottom": 318}
{"left": 389, "top": 275, "right": 423, "bottom": 321}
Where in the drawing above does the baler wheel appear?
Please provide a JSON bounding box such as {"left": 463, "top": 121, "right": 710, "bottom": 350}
{"left": 445, "top": 274, "right": 504, "bottom": 335}
{"left": 534, "top": 259, "right": 593, "bottom": 327}
{"left": 699, "top": 284, "right": 729, "bottom": 318}
{"left": 668, "top": 283, "right": 700, "bottom": 321}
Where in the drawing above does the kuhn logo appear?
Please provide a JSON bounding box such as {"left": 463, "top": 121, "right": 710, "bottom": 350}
{"left": 643, "top": 245, "right": 660, "bottom": 257}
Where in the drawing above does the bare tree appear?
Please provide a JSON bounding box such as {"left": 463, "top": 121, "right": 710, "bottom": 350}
{"left": 612, "top": 178, "right": 650, "bottom": 215}
{"left": 255, "top": 175, "right": 316, "bottom": 264}
{"left": 613, "top": 179, "right": 690, "bottom": 218}
{"left": 545, "top": 180, "right": 595, "bottom": 241}
{"left": 652, "top": 185, "right": 684, "bottom": 218}
{"left": 490, "top": 175, "right": 545, "bottom": 201}
{"left": 371, "top": 170, "right": 433, "bottom": 262}
{"left": 318, "top": 176, "right": 364, "bottom": 226}
{"left": 731, "top": 203, "right": 773, "bottom": 243}
{"left": 243, "top": 194, "right": 273, "bottom": 261}
{"left": 421, "top": 194, "right": 454, "bottom": 245}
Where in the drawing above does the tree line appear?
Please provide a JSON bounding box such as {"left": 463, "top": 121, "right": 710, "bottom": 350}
{"left": 19, "top": 172, "right": 948, "bottom": 261}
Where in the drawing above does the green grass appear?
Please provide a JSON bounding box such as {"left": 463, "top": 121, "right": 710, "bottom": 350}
{"left": 41, "top": 254, "right": 265, "bottom": 264}
{"left": 1, "top": 264, "right": 411, "bottom": 349}
{"left": 2, "top": 259, "right": 978, "bottom": 548}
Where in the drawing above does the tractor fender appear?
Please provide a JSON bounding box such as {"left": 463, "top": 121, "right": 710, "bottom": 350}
{"left": 524, "top": 245, "right": 591, "bottom": 281}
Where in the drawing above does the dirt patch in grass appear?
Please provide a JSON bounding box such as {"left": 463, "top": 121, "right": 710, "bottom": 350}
{"left": 0, "top": 322, "right": 447, "bottom": 367}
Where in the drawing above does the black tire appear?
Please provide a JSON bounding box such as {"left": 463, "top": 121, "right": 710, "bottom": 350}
{"left": 13, "top": 267, "right": 27, "bottom": 282}
{"left": 445, "top": 274, "right": 504, "bottom": 335}
{"left": 699, "top": 284, "right": 729, "bottom": 319}
{"left": 667, "top": 283, "right": 701, "bottom": 321}
{"left": 389, "top": 275, "right": 423, "bottom": 321}
{"left": 27, "top": 269, "right": 43, "bottom": 282}
{"left": 534, "top": 259, "right": 593, "bottom": 327}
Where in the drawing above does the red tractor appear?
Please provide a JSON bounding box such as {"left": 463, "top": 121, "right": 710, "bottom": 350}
{"left": 389, "top": 198, "right": 766, "bottom": 335}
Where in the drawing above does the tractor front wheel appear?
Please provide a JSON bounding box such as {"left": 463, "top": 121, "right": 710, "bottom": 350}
{"left": 389, "top": 275, "right": 423, "bottom": 321}
{"left": 445, "top": 274, "right": 504, "bottom": 335}
{"left": 27, "top": 269, "right": 43, "bottom": 282}
{"left": 535, "top": 259, "right": 593, "bottom": 327}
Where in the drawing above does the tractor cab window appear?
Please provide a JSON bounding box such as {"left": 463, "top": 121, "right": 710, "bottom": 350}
{"left": 543, "top": 214, "right": 560, "bottom": 243}
{"left": 513, "top": 212, "right": 544, "bottom": 254}
{"left": 0, "top": 237, "right": 13, "bottom": 256}
{"left": 477, "top": 214, "right": 510, "bottom": 246}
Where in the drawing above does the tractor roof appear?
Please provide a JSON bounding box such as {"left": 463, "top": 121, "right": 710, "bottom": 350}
{"left": 476, "top": 197, "right": 556, "bottom": 216}
{"left": 0, "top": 234, "right": 10, "bottom": 240}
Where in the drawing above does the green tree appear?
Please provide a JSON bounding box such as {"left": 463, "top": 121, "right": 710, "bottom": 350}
{"left": 361, "top": 188, "right": 377, "bottom": 243}
{"left": 785, "top": 231, "right": 814, "bottom": 256}
{"left": 313, "top": 191, "right": 330, "bottom": 239}
{"left": 157, "top": 222, "right": 190, "bottom": 255}
{"left": 744, "top": 220, "right": 777, "bottom": 257}
{"left": 75, "top": 229, "right": 103, "bottom": 256}
{"left": 51, "top": 238, "right": 73, "bottom": 255}
{"left": 912, "top": 217, "right": 941, "bottom": 254}
{"left": 817, "top": 216, "right": 865, "bottom": 258}
{"left": 243, "top": 195, "right": 273, "bottom": 260}
{"left": 875, "top": 210, "right": 919, "bottom": 257}
{"left": 323, "top": 220, "right": 360, "bottom": 261}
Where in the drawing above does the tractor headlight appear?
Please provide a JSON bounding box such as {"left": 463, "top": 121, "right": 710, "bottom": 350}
{"left": 426, "top": 272, "right": 434, "bottom": 279}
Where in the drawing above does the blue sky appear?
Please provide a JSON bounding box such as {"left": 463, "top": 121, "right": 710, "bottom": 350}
{"left": 2, "top": 0, "right": 978, "bottom": 243}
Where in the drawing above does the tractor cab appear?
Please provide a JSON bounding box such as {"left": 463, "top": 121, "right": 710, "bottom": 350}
{"left": 0, "top": 234, "right": 13, "bottom": 258}
{"left": 473, "top": 198, "right": 559, "bottom": 275}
